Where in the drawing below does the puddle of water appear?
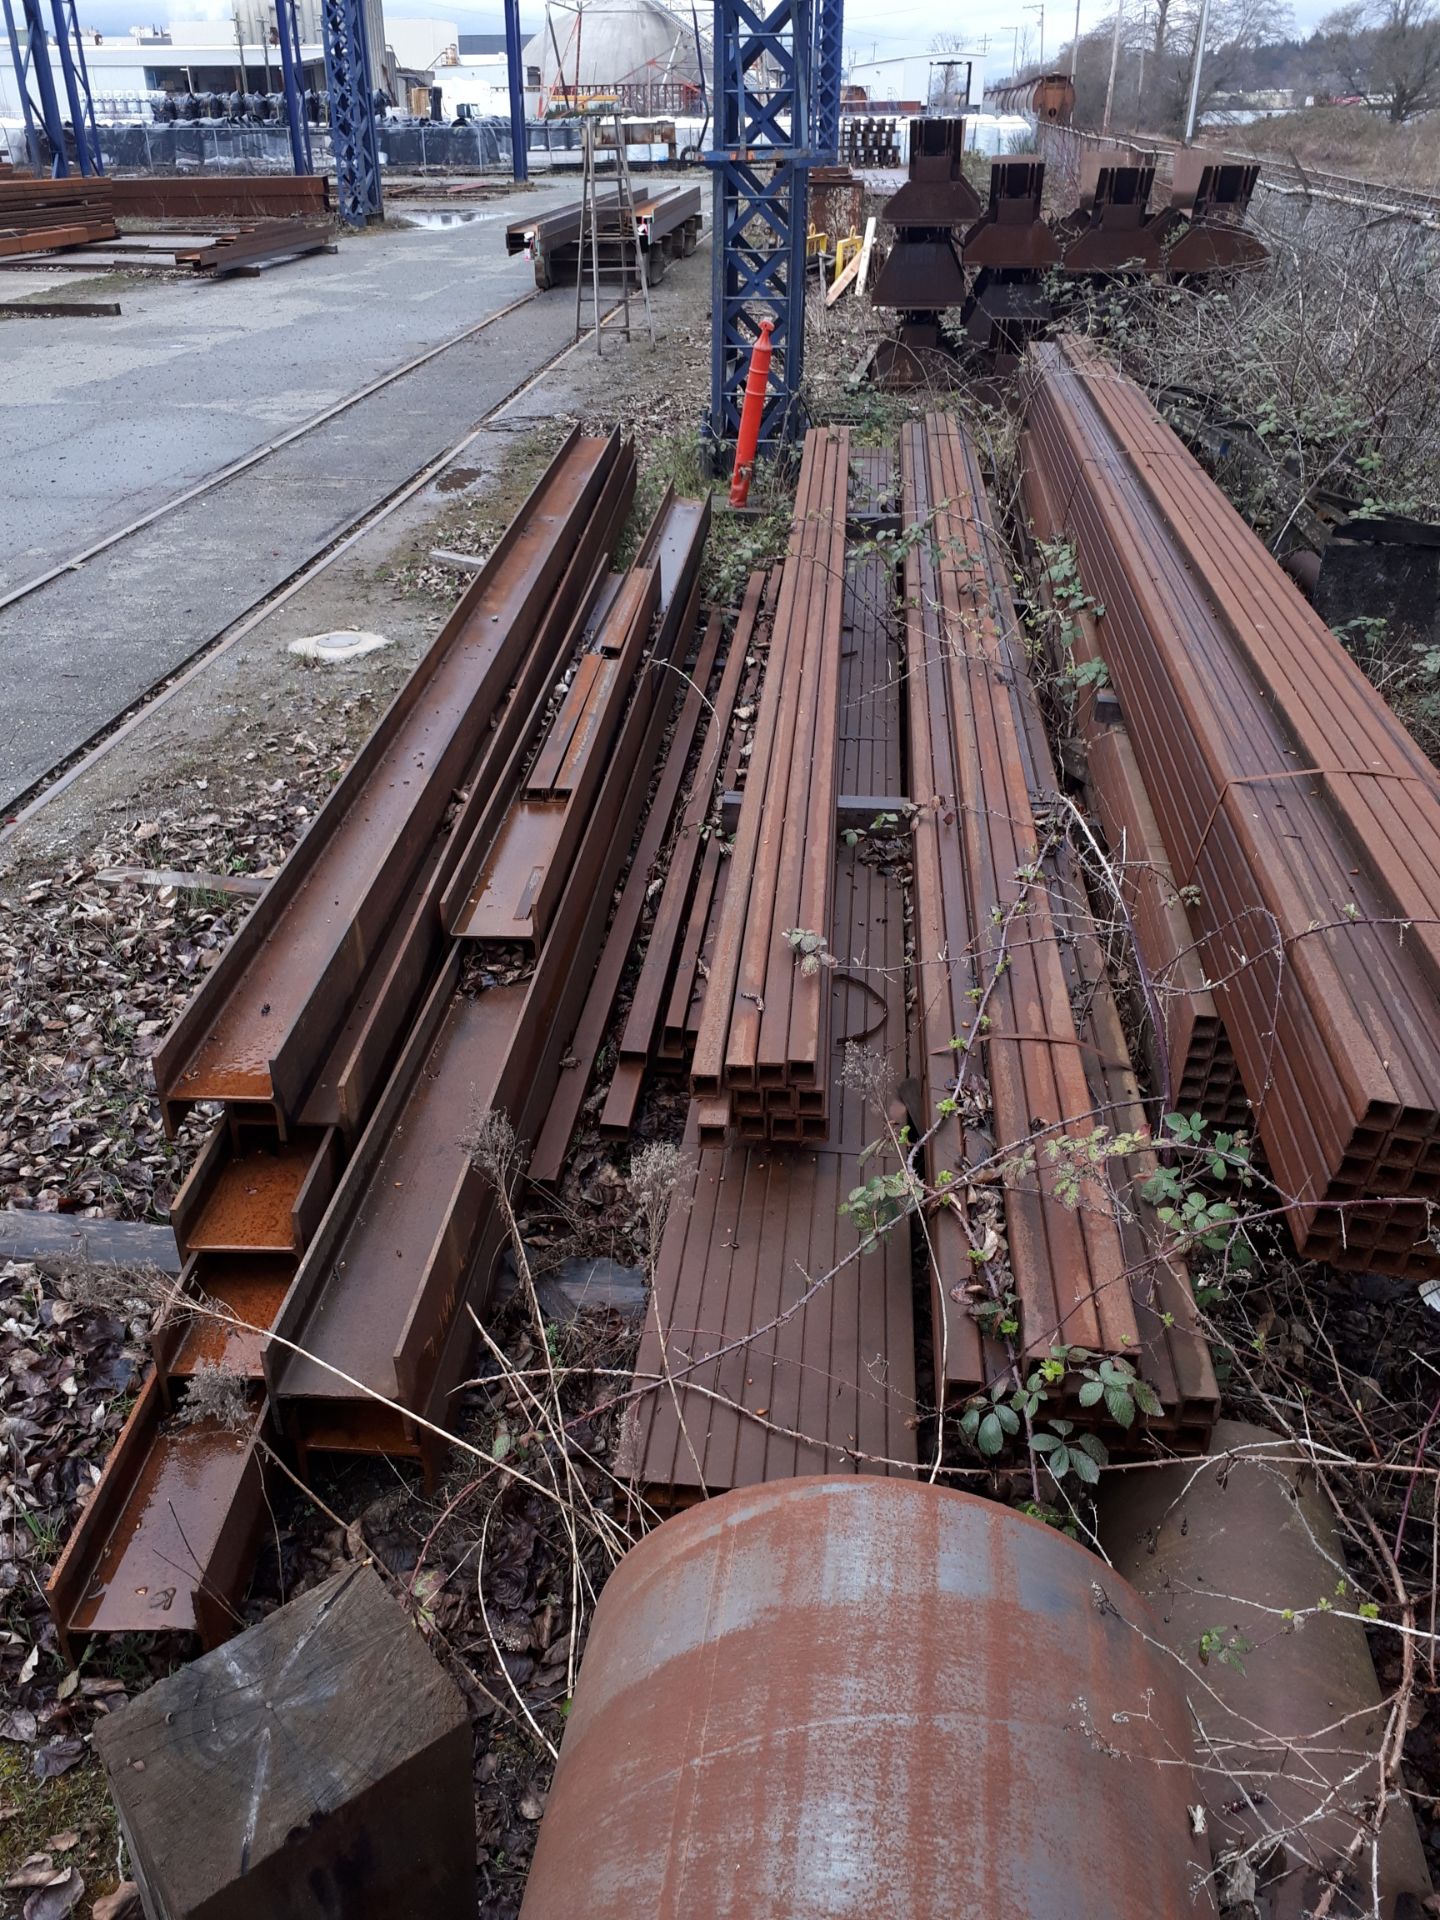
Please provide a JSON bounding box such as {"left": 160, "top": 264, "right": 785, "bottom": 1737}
{"left": 436, "top": 466, "right": 484, "bottom": 494}
{"left": 397, "top": 207, "right": 494, "bottom": 229}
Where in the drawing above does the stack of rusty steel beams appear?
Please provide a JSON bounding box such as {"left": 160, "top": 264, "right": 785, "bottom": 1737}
{"left": 690, "top": 427, "right": 849, "bottom": 1143}
{"left": 1022, "top": 336, "right": 1440, "bottom": 1278}
{"left": 0, "top": 174, "right": 116, "bottom": 258}
{"left": 48, "top": 431, "right": 712, "bottom": 1649}
{"left": 105, "top": 174, "right": 333, "bottom": 220}
{"left": 627, "top": 429, "right": 1216, "bottom": 1504}
{"left": 901, "top": 412, "right": 1214, "bottom": 1434}
{"left": 1023, "top": 463, "right": 1246, "bottom": 1126}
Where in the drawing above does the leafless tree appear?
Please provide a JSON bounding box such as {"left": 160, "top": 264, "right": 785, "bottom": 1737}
{"left": 1322, "top": 0, "right": 1440, "bottom": 119}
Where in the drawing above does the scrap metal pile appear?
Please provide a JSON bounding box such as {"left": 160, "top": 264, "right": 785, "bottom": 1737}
{"left": 868, "top": 118, "right": 1266, "bottom": 381}
{"left": 505, "top": 184, "right": 702, "bottom": 290}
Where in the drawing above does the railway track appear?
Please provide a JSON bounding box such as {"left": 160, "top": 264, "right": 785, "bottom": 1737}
{"left": 0, "top": 296, "right": 628, "bottom": 832}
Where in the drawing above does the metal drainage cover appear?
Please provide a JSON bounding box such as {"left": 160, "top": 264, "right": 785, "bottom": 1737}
{"left": 289, "top": 630, "right": 392, "bottom": 663}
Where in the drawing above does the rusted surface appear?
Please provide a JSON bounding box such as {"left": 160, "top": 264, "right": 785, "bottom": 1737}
{"left": 450, "top": 563, "right": 661, "bottom": 942}
{"left": 903, "top": 415, "right": 1135, "bottom": 1367}
{"left": 961, "top": 160, "right": 1059, "bottom": 270}
{"left": 509, "top": 185, "right": 702, "bottom": 289}
{"left": 153, "top": 430, "right": 626, "bottom": 1134}
{"left": 271, "top": 496, "right": 710, "bottom": 1465}
{"left": 635, "top": 471, "right": 914, "bottom": 1498}
{"left": 1157, "top": 151, "right": 1268, "bottom": 274}
{"left": 522, "top": 1479, "right": 1213, "bottom": 1919}
{"left": 692, "top": 431, "right": 846, "bottom": 1139}
{"left": 1102, "top": 1421, "right": 1433, "bottom": 1918}
{"left": 1020, "top": 454, "right": 1244, "bottom": 1124}
{"left": 158, "top": 1254, "right": 295, "bottom": 1380}
{"left": 47, "top": 1371, "right": 266, "bottom": 1655}
{"left": 534, "top": 610, "right": 726, "bottom": 1176}
{"left": 1022, "top": 338, "right": 1440, "bottom": 1275}
{"left": 1055, "top": 156, "right": 1162, "bottom": 273}
{"left": 175, "top": 1128, "right": 335, "bottom": 1255}
{"left": 878, "top": 117, "right": 982, "bottom": 227}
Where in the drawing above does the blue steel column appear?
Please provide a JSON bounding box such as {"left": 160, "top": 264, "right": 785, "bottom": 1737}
{"left": 812, "top": 0, "right": 841, "bottom": 161}
{"left": 275, "top": 0, "right": 313, "bottom": 174}
{"left": 1, "top": 0, "right": 43, "bottom": 172}
{"left": 49, "top": 0, "right": 102, "bottom": 173}
{"left": 705, "top": 0, "right": 813, "bottom": 458}
{"left": 18, "top": 0, "right": 72, "bottom": 174}
{"left": 322, "top": 0, "right": 382, "bottom": 224}
{"left": 503, "top": 0, "right": 527, "bottom": 182}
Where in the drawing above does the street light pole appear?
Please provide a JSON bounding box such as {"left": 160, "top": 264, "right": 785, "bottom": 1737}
{"left": 1102, "top": 0, "right": 1122, "bottom": 129}
{"left": 1182, "top": 0, "right": 1211, "bottom": 141}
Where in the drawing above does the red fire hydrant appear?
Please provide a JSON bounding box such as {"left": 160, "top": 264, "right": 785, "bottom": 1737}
{"left": 729, "top": 319, "right": 775, "bottom": 508}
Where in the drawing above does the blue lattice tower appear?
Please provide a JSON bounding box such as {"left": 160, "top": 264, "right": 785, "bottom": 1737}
{"left": 275, "top": 0, "right": 314, "bottom": 175}
{"left": 7, "top": 0, "right": 103, "bottom": 175}
{"left": 812, "top": 0, "right": 841, "bottom": 162}
{"left": 323, "top": 0, "right": 383, "bottom": 225}
{"left": 706, "top": 0, "right": 813, "bottom": 458}
{"left": 504, "top": 0, "right": 528, "bottom": 183}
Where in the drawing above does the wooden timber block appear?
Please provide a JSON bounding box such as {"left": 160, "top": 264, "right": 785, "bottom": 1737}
{"left": 94, "top": 1564, "right": 475, "bottom": 1920}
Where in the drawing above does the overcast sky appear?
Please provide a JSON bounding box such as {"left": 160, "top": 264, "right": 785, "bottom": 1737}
{"left": 77, "top": 0, "right": 1332, "bottom": 68}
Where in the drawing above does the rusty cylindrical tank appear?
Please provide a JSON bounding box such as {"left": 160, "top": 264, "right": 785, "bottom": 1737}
{"left": 1100, "top": 1421, "right": 1433, "bottom": 1920}
{"left": 522, "top": 1476, "right": 1213, "bottom": 1919}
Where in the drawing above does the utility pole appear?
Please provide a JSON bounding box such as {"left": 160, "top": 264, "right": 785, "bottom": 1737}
{"left": 1069, "top": 0, "right": 1080, "bottom": 77}
{"left": 1026, "top": 1, "right": 1044, "bottom": 70}
{"left": 1182, "top": 0, "right": 1210, "bottom": 141}
{"left": 1102, "top": 0, "right": 1122, "bottom": 129}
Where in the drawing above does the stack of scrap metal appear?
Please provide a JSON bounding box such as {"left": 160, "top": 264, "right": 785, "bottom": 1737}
{"left": 4, "top": 217, "right": 336, "bottom": 277}
{"left": 48, "top": 431, "right": 712, "bottom": 1650}
{"left": 1022, "top": 336, "right": 1440, "bottom": 1277}
{"left": 901, "top": 411, "right": 1215, "bottom": 1437}
{"left": 690, "top": 428, "right": 848, "bottom": 1143}
{"left": 0, "top": 174, "right": 116, "bottom": 258}
{"left": 960, "top": 159, "right": 1059, "bottom": 363}
{"left": 870, "top": 118, "right": 980, "bottom": 386}
{"left": 505, "top": 184, "right": 701, "bottom": 290}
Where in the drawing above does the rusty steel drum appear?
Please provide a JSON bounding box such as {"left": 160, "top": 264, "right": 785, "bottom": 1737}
{"left": 521, "top": 1477, "right": 1213, "bottom": 1918}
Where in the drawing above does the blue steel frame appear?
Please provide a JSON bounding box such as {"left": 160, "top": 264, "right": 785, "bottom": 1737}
{"left": 322, "top": 0, "right": 383, "bottom": 225}
{"left": 6, "top": 0, "right": 102, "bottom": 176}
{"left": 503, "top": 0, "right": 527, "bottom": 183}
{"left": 706, "top": 0, "right": 813, "bottom": 456}
{"left": 275, "top": 0, "right": 314, "bottom": 175}
{"left": 1, "top": 0, "right": 42, "bottom": 172}
{"left": 812, "top": 0, "right": 841, "bottom": 161}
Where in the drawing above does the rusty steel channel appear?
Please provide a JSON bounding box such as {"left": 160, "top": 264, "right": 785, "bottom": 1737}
{"left": 1023, "top": 337, "right": 1440, "bottom": 1276}
{"left": 268, "top": 494, "right": 710, "bottom": 1473}
{"left": 153, "top": 431, "right": 631, "bottom": 1140}
{"left": 507, "top": 185, "right": 703, "bottom": 290}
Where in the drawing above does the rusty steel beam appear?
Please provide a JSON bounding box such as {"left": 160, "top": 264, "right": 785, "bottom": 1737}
{"left": 521, "top": 1480, "right": 1214, "bottom": 1919}
{"left": 153, "top": 431, "right": 629, "bottom": 1139}
{"left": 1022, "top": 338, "right": 1440, "bottom": 1277}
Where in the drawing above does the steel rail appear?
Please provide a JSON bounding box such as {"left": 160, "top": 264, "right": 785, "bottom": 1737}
{"left": 0, "top": 289, "right": 539, "bottom": 618}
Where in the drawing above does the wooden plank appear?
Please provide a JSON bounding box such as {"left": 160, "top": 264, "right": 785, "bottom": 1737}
{"left": 854, "top": 213, "right": 878, "bottom": 293}
{"left": 0, "top": 1208, "right": 181, "bottom": 1275}
{"left": 825, "top": 250, "right": 861, "bottom": 304}
{"left": 95, "top": 865, "right": 267, "bottom": 898}
{"left": 0, "top": 298, "right": 120, "bottom": 317}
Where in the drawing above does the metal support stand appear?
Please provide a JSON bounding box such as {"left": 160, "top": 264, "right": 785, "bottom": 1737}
{"left": 275, "top": 0, "right": 313, "bottom": 175}
{"left": 503, "top": 0, "right": 528, "bottom": 184}
{"left": 705, "top": 0, "right": 814, "bottom": 459}
{"left": 812, "top": 0, "right": 842, "bottom": 162}
{"left": 322, "top": 0, "right": 383, "bottom": 226}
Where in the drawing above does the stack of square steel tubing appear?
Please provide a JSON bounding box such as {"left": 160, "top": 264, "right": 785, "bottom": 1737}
{"left": 901, "top": 413, "right": 1214, "bottom": 1433}
{"left": 47, "top": 432, "right": 712, "bottom": 1652}
{"left": 1022, "top": 335, "right": 1440, "bottom": 1277}
{"left": 690, "top": 427, "right": 849, "bottom": 1143}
